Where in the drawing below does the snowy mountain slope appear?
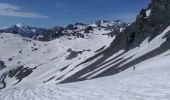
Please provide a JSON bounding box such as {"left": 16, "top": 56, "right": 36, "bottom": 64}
{"left": 53, "top": 25, "right": 170, "bottom": 83}
{"left": 0, "top": 24, "right": 170, "bottom": 90}
{"left": 0, "top": 0, "right": 170, "bottom": 99}
{"left": 0, "top": 20, "right": 127, "bottom": 89}
{"left": 0, "top": 24, "right": 116, "bottom": 89}
{"left": 57, "top": 0, "right": 170, "bottom": 83}
{"left": 0, "top": 50, "right": 170, "bottom": 100}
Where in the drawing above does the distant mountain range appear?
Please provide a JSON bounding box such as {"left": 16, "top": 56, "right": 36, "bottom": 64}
{"left": 0, "top": 20, "right": 128, "bottom": 41}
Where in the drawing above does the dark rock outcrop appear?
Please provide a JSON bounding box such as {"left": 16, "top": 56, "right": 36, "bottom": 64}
{"left": 109, "top": 0, "right": 170, "bottom": 52}
{"left": 0, "top": 61, "right": 6, "bottom": 70}
{"left": 0, "top": 65, "right": 36, "bottom": 89}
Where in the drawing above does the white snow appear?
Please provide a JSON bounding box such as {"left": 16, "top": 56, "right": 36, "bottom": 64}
{"left": 0, "top": 50, "right": 170, "bottom": 100}
{"left": 31, "top": 29, "right": 36, "bottom": 32}
{"left": 16, "top": 23, "right": 27, "bottom": 28}
{"left": 0, "top": 23, "right": 170, "bottom": 100}
{"left": 0, "top": 25, "right": 114, "bottom": 88}
{"left": 146, "top": 9, "right": 151, "bottom": 18}
{"left": 85, "top": 25, "right": 170, "bottom": 79}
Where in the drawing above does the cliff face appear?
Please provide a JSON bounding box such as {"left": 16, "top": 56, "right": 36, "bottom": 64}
{"left": 110, "top": 0, "right": 170, "bottom": 52}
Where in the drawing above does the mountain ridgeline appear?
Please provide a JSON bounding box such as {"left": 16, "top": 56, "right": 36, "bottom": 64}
{"left": 0, "top": 20, "right": 127, "bottom": 89}
{"left": 0, "top": 20, "right": 127, "bottom": 41}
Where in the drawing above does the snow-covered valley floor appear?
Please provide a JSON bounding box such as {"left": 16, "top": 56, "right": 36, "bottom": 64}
{"left": 0, "top": 50, "right": 170, "bottom": 100}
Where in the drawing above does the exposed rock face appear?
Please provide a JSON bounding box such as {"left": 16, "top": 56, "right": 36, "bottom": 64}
{"left": 109, "top": 0, "right": 170, "bottom": 52}
{"left": 66, "top": 49, "right": 91, "bottom": 60}
{"left": 84, "top": 26, "right": 93, "bottom": 33}
{"left": 59, "top": 0, "right": 170, "bottom": 83}
{"left": 0, "top": 61, "right": 6, "bottom": 70}
{"left": 0, "top": 66, "right": 36, "bottom": 89}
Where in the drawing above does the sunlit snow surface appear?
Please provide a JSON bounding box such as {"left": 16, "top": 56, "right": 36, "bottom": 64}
{"left": 0, "top": 26, "right": 170, "bottom": 100}
{"left": 0, "top": 27, "right": 114, "bottom": 87}
{"left": 0, "top": 52, "right": 170, "bottom": 100}
{"left": 146, "top": 9, "right": 151, "bottom": 18}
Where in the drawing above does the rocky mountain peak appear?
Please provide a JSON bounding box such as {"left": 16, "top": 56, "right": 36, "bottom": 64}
{"left": 108, "top": 0, "right": 170, "bottom": 52}
{"left": 65, "top": 22, "right": 86, "bottom": 30}
{"left": 1, "top": 20, "right": 127, "bottom": 41}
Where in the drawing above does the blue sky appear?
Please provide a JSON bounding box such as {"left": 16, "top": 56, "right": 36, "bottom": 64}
{"left": 0, "top": 0, "right": 150, "bottom": 28}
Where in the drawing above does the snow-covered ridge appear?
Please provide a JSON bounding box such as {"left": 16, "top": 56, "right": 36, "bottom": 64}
{"left": 0, "top": 20, "right": 127, "bottom": 41}
{"left": 0, "top": 26, "right": 8, "bottom": 30}
{"left": 16, "top": 23, "right": 28, "bottom": 28}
